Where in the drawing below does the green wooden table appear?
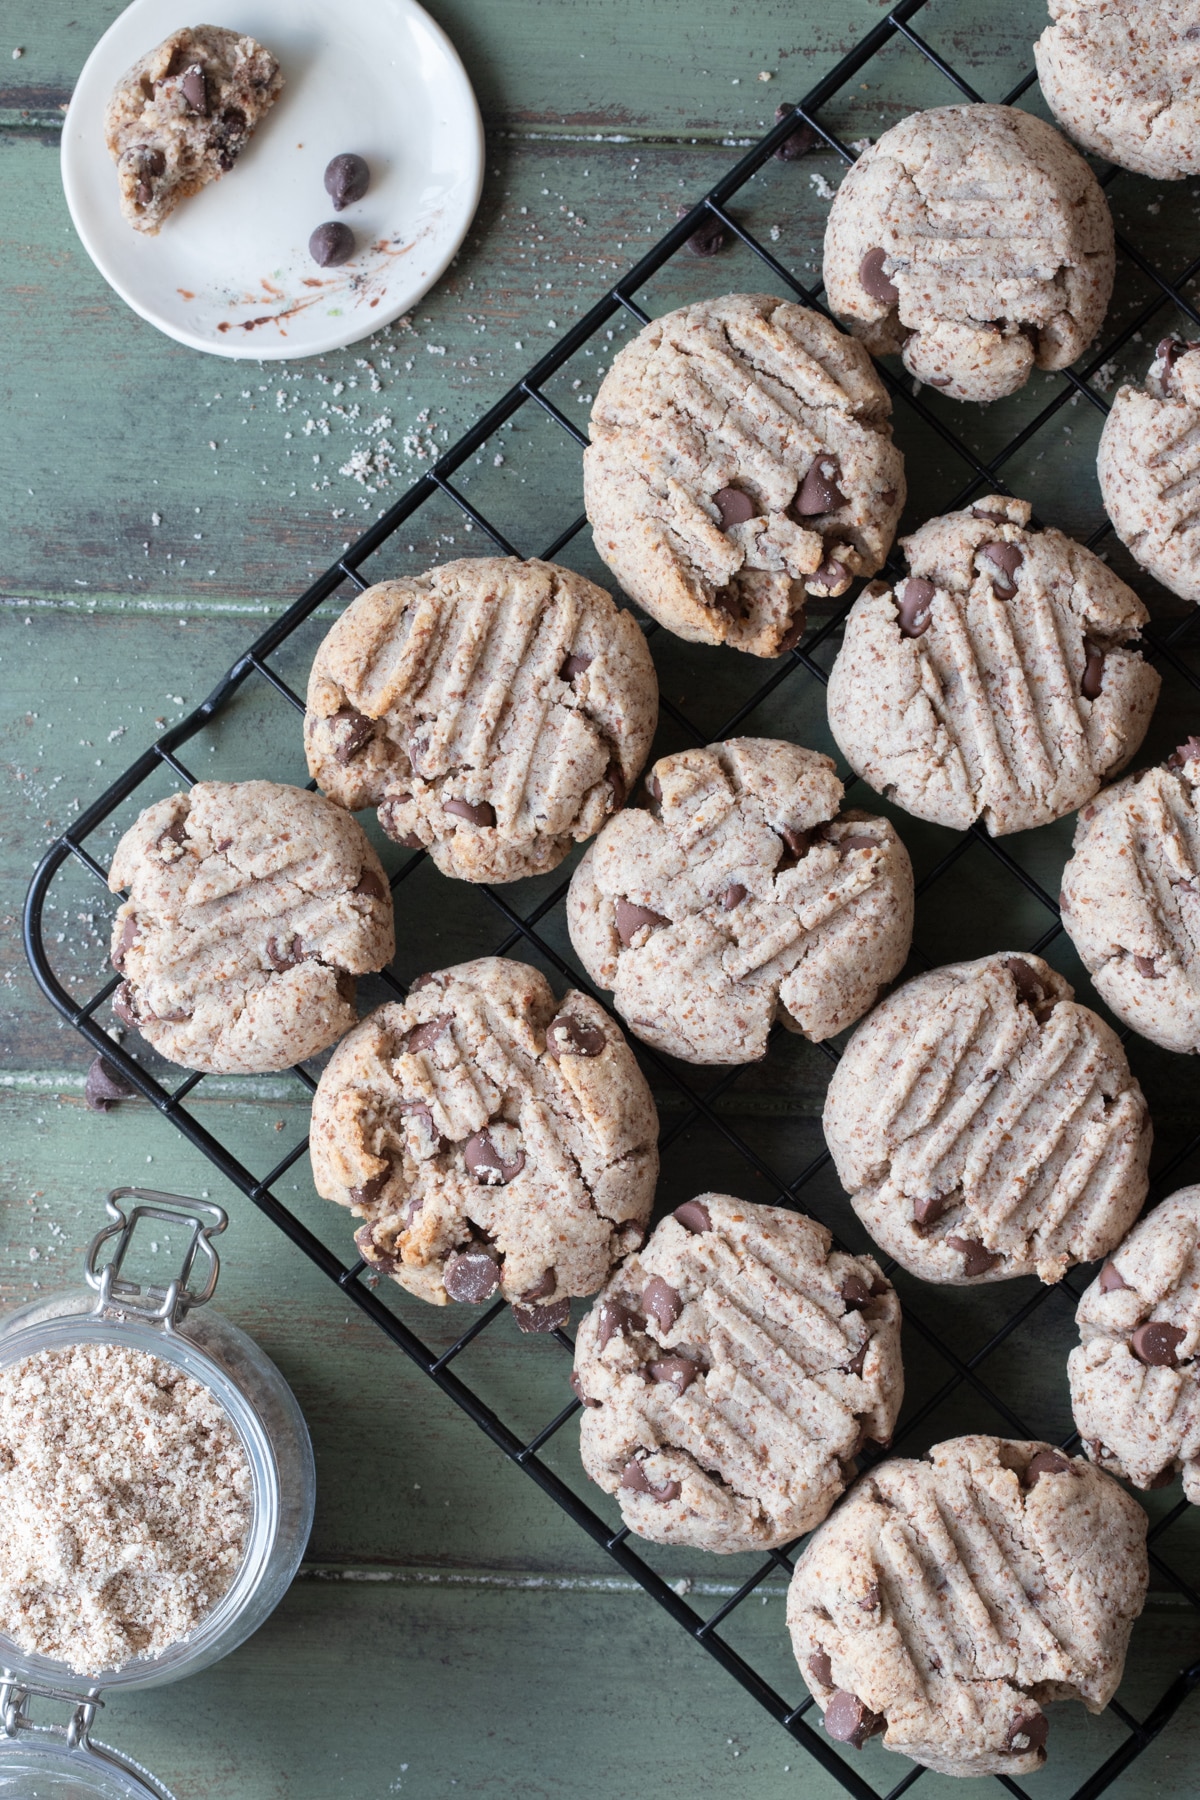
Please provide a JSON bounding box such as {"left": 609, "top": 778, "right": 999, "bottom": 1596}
{"left": 4, "top": 3, "right": 1200, "bottom": 1795}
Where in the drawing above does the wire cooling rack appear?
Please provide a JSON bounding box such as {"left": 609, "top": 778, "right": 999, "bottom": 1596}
{"left": 24, "top": 1, "right": 1200, "bottom": 1793}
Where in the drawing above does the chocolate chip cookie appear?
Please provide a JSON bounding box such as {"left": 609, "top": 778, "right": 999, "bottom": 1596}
{"left": 823, "top": 953, "right": 1152, "bottom": 1284}
{"left": 827, "top": 495, "right": 1160, "bottom": 835}
{"left": 309, "top": 957, "right": 658, "bottom": 1328}
{"left": 1099, "top": 338, "right": 1200, "bottom": 604}
{"left": 823, "top": 105, "right": 1114, "bottom": 403}
{"left": 108, "top": 780, "right": 395, "bottom": 1075}
{"left": 566, "top": 737, "right": 913, "bottom": 1064}
{"left": 305, "top": 558, "right": 658, "bottom": 884}
{"left": 1071, "top": 1184, "right": 1200, "bottom": 1498}
{"left": 572, "top": 1193, "right": 903, "bottom": 1552}
{"left": 1061, "top": 737, "right": 1200, "bottom": 1053}
{"left": 1037, "top": 1, "right": 1200, "bottom": 181}
{"left": 104, "top": 25, "right": 283, "bottom": 234}
{"left": 582, "top": 294, "right": 905, "bottom": 657}
{"left": 787, "top": 1435, "right": 1148, "bottom": 1777}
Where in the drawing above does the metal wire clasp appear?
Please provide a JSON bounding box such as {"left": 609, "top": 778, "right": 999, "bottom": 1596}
{"left": 0, "top": 1677, "right": 101, "bottom": 1747}
{"left": 85, "top": 1188, "right": 228, "bottom": 1331}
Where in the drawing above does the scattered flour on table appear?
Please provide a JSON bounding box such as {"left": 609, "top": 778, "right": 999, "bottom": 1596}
{"left": 0, "top": 1342, "right": 251, "bottom": 1674}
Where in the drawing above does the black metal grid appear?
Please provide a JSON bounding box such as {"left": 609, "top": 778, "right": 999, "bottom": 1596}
{"left": 22, "top": 2, "right": 1200, "bottom": 1793}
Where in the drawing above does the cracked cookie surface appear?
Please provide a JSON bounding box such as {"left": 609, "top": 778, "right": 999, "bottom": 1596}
{"left": 107, "top": 780, "right": 395, "bottom": 1075}
{"left": 1071, "top": 1184, "right": 1200, "bottom": 1499}
{"left": 309, "top": 957, "right": 658, "bottom": 1328}
{"left": 572, "top": 1193, "right": 903, "bottom": 1552}
{"left": 787, "top": 1434, "right": 1148, "bottom": 1777}
{"left": 827, "top": 495, "right": 1160, "bottom": 835}
{"left": 1036, "top": 1, "right": 1200, "bottom": 181}
{"left": 1061, "top": 738, "right": 1200, "bottom": 1053}
{"left": 1099, "top": 339, "right": 1200, "bottom": 604}
{"left": 582, "top": 293, "right": 905, "bottom": 657}
{"left": 823, "top": 953, "right": 1152, "bottom": 1285}
{"left": 566, "top": 737, "right": 913, "bottom": 1064}
{"left": 104, "top": 25, "right": 283, "bottom": 234}
{"left": 305, "top": 558, "right": 658, "bottom": 884}
{"left": 823, "top": 105, "right": 1114, "bottom": 403}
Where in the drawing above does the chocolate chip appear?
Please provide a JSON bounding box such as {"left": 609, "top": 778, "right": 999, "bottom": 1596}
{"left": 674, "top": 1202, "right": 712, "bottom": 1234}
{"left": 1004, "top": 956, "right": 1047, "bottom": 1009}
{"left": 824, "top": 1689, "right": 884, "bottom": 1748}
{"left": 444, "top": 1248, "right": 502, "bottom": 1303}
{"left": 1145, "top": 1464, "right": 1177, "bottom": 1488}
{"left": 614, "top": 898, "right": 670, "bottom": 945}
{"left": 349, "top": 1168, "right": 390, "bottom": 1208}
{"left": 546, "top": 1014, "right": 607, "bottom": 1059}
{"left": 979, "top": 540, "right": 1024, "bottom": 599}
{"left": 775, "top": 104, "right": 817, "bottom": 160}
{"left": 712, "top": 585, "right": 749, "bottom": 620}
{"left": 642, "top": 1275, "right": 683, "bottom": 1332}
{"left": 464, "top": 1129, "right": 525, "bottom": 1186}
{"left": 644, "top": 773, "right": 663, "bottom": 805}
{"left": 807, "top": 1651, "right": 834, "bottom": 1688}
{"left": 113, "top": 983, "right": 141, "bottom": 1030}
{"left": 792, "top": 456, "right": 846, "bottom": 517}
{"left": 444, "top": 797, "right": 496, "bottom": 827}
{"left": 1133, "top": 954, "right": 1162, "bottom": 978}
{"left": 597, "top": 1297, "right": 643, "bottom": 1350}
{"left": 266, "top": 933, "right": 305, "bottom": 971}
{"left": 881, "top": 488, "right": 897, "bottom": 506}
{"left": 649, "top": 1354, "right": 698, "bottom": 1396}
{"left": 946, "top": 1235, "right": 1001, "bottom": 1277}
{"left": 130, "top": 143, "right": 166, "bottom": 206}
{"left": 559, "top": 651, "right": 593, "bottom": 681}
{"left": 896, "top": 576, "right": 935, "bottom": 637}
{"left": 809, "top": 554, "right": 849, "bottom": 594}
{"left": 1081, "top": 640, "right": 1105, "bottom": 700}
{"left": 324, "top": 152, "right": 370, "bottom": 211}
{"left": 841, "top": 1273, "right": 873, "bottom": 1309}
{"left": 179, "top": 63, "right": 208, "bottom": 115}
{"left": 1006, "top": 1712, "right": 1049, "bottom": 1755}
{"left": 620, "top": 1457, "right": 681, "bottom": 1502}
{"left": 779, "top": 825, "right": 812, "bottom": 861}
{"left": 409, "top": 972, "right": 437, "bottom": 992}
{"left": 329, "top": 706, "right": 374, "bottom": 764}
{"left": 841, "top": 1342, "right": 868, "bottom": 1376}
{"left": 155, "top": 820, "right": 187, "bottom": 855}
{"left": 1131, "top": 1321, "right": 1186, "bottom": 1367}
{"left": 971, "top": 505, "right": 1012, "bottom": 524}
{"left": 353, "top": 868, "right": 388, "bottom": 901}
{"left": 607, "top": 762, "right": 627, "bottom": 810}
{"left": 353, "top": 1223, "right": 399, "bottom": 1273}
{"left": 676, "top": 205, "right": 726, "bottom": 256}
{"left": 399, "top": 1101, "right": 444, "bottom": 1152}
{"left": 513, "top": 1297, "right": 571, "bottom": 1333}
{"left": 403, "top": 1014, "right": 453, "bottom": 1054}
{"left": 712, "top": 485, "right": 757, "bottom": 528}
{"left": 570, "top": 1370, "right": 601, "bottom": 1408}
{"left": 858, "top": 1582, "right": 880, "bottom": 1612}
{"left": 720, "top": 882, "right": 748, "bottom": 910}
{"left": 309, "top": 222, "right": 356, "bottom": 267}
{"left": 859, "top": 246, "right": 899, "bottom": 305}
{"left": 211, "top": 107, "right": 249, "bottom": 171}
{"left": 112, "top": 913, "right": 140, "bottom": 972}
{"left": 1099, "top": 1260, "right": 1130, "bottom": 1293}
{"left": 913, "top": 1194, "right": 949, "bottom": 1233}
{"left": 778, "top": 610, "right": 807, "bottom": 653}
{"left": 85, "top": 1055, "right": 134, "bottom": 1113}
{"left": 1166, "top": 735, "right": 1200, "bottom": 772}
{"left": 837, "top": 834, "right": 877, "bottom": 854}
{"left": 520, "top": 1269, "right": 557, "bottom": 1302}
{"left": 1024, "top": 1449, "right": 1073, "bottom": 1486}
{"left": 926, "top": 374, "right": 953, "bottom": 388}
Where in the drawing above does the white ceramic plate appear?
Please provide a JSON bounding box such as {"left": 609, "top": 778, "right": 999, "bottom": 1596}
{"left": 61, "top": 0, "right": 484, "bottom": 360}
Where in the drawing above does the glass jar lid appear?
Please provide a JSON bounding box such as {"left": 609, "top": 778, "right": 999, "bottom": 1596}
{"left": 0, "top": 1682, "right": 175, "bottom": 1799}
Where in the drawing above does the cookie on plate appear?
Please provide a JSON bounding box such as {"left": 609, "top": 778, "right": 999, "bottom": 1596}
{"left": 566, "top": 737, "right": 913, "bottom": 1063}
{"left": 1070, "top": 1185, "right": 1200, "bottom": 1498}
{"left": 1099, "top": 338, "right": 1200, "bottom": 604}
{"left": 582, "top": 293, "right": 905, "bottom": 657}
{"left": 108, "top": 780, "right": 395, "bottom": 1075}
{"left": 823, "top": 953, "right": 1152, "bottom": 1284}
{"left": 104, "top": 25, "right": 283, "bottom": 234}
{"left": 823, "top": 105, "right": 1114, "bottom": 403}
{"left": 572, "top": 1194, "right": 903, "bottom": 1552}
{"left": 827, "top": 495, "right": 1160, "bottom": 835}
{"left": 1061, "top": 737, "right": 1200, "bottom": 1053}
{"left": 305, "top": 557, "right": 658, "bottom": 884}
{"left": 1036, "top": 1, "right": 1200, "bottom": 181}
{"left": 309, "top": 957, "right": 658, "bottom": 1329}
{"left": 787, "top": 1435, "right": 1148, "bottom": 1777}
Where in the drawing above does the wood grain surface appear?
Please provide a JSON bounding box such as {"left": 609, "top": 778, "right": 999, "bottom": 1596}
{"left": 3, "top": 0, "right": 1200, "bottom": 1794}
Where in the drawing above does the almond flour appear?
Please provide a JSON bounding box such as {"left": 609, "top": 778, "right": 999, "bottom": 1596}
{"left": 0, "top": 1341, "right": 251, "bottom": 1675}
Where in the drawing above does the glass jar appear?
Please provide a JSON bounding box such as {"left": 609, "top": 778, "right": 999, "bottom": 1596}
{"left": 0, "top": 1188, "right": 317, "bottom": 1799}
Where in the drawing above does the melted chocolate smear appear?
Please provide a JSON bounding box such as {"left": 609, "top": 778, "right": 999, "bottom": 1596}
{"left": 859, "top": 247, "right": 899, "bottom": 306}
{"left": 614, "top": 898, "right": 670, "bottom": 945}
{"left": 85, "top": 1055, "right": 134, "bottom": 1113}
{"left": 464, "top": 1129, "right": 525, "bottom": 1186}
{"left": 674, "top": 1202, "right": 712, "bottom": 1234}
{"left": 896, "top": 576, "right": 935, "bottom": 637}
{"left": 713, "top": 484, "right": 757, "bottom": 528}
{"left": 546, "top": 1014, "right": 607, "bottom": 1059}
{"left": 444, "top": 1248, "right": 502, "bottom": 1304}
{"left": 444, "top": 797, "right": 496, "bottom": 827}
{"left": 1131, "top": 1320, "right": 1186, "bottom": 1367}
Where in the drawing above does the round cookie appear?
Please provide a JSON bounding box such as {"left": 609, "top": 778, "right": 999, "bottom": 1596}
{"left": 566, "top": 737, "right": 913, "bottom": 1064}
{"left": 107, "top": 780, "right": 395, "bottom": 1075}
{"left": 572, "top": 1193, "right": 903, "bottom": 1553}
{"left": 1070, "top": 1185, "right": 1200, "bottom": 1498}
{"left": 1036, "top": 1, "right": 1200, "bottom": 182}
{"left": 823, "top": 952, "right": 1152, "bottom": 1285}
{"left": 305, "top": 557, "right": 658, "bottom": 884}
{"left": 582, "top": 293, "right": 905, "bottom": 657}
{"left": 786, "top": 1435, "right": 1148, "bottom": 1778}
{"left": 1098, "top": 338, "right": 1200, "bottom": 604}
{"left": 309, "top": 957, "right": 658, "bottom": 1329}
{"left": 1061, "top": 737, "right": 1200, "bottom": 1053}
{"left": 823, "top": 105, "right": 1114, "bottom": 404}
{"left": 104, "top": 25, "right": 283, "bottom": 234}
{"left": 827, "top": 495, "right": 1160, "bottom": 835}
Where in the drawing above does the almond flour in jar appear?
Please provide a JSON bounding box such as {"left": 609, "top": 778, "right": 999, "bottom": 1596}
{"left": 0, "top": 1341, "right": 251, "bottom": 1675}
